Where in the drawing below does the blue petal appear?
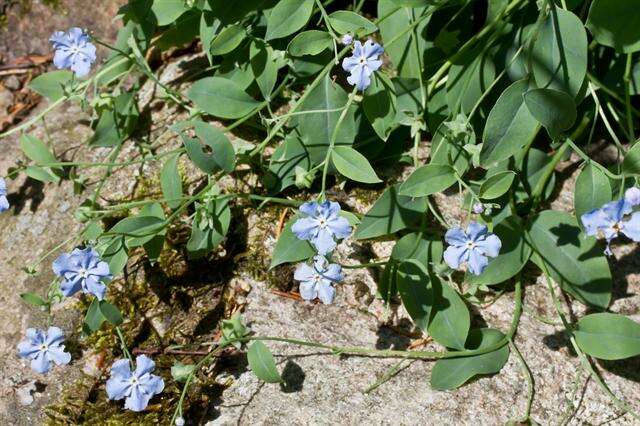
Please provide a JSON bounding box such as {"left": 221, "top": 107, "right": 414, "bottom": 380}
{"left": 312, "top": 228, "right": 337, "bottom": 255}
{"left": 366, "top": 58, "right": 383, "bottom": 72}
{"left": 362, "top": 39, "right": 384, "bottom": 59}
{"left": 53, "top": 48, "right": 74, "bottom": 69}
{"left": 47, "top": 346, "right": 71, "bottom": 366}
{"left": 581, "top": 208, "right": 608, "bottom": 236}
{"left": 298, "top": 201, "right": 318, "bottom": 217}
{"left": 327, "top": 216, "right": 352, "bottom": 239}
{"left": 106, "top": 376, "right": 131, "bottom": 400}
{"left": 134, "top": 355, "right": 156, "bottom": 377}
{"left": 0, "top": 196, "right": 9, "bottom": 212}
{"left": 467, "top": 249, "right": 489, "bottom": 275}
{"left": 443, "top": 245, "right": 468, "bottom": 270}
{"left": 601, "top": 199, "right": 631, "bottom": 222}
{"left": 622, "top": 212, "right": 640, "bottom": 242}
{"left": 444, "top": 227, "right": 467, "bottom": 246}
{"left": 89, "top": 261, "right": 112, "bottom": 280}
{"left": 352, "top": 40, "right": 363, "bottom": 57}
{"left": 31, "top": 352, "right": 51, "bottom": 374}
{"left": 71, "top": 56, "right": 92, "bottom": 77}
{"left": 347, "top": 64, "right": 372, "bottom": 91}
{"left": 466, "top": 222, "right": 488, "bottom": 241}
{"left": 316, "top": 282, "right": 335, "bottom": 304}
{"left": 110, "top": 358, "right": 133, "bottom": 378}
{"left": 83, "top": 276, "right": 107, "bottom": 300}
{"left": 60, "top": 275, "right": 83, "bottom": 297}
{"left": 291, "top": 217, "right": 318, "bottom": 241}
{"left": 342, "top": 55, "right": 360, "bottom": 73}
{"left": 49, "top": 30, "right": 70, "bottom": 48}
{"left": 52, "top": 253, "right": 73, "bottom": 276}
{"left": 294, "top": 263, "right": 316, "bottom": 282}
{"left": 45, "top": 327, "right": 65, "bottom": 346}
{"left": 124, "top": 386, "right": 153, "bottom": 412}
{"left": 17, "top": 340, "right": 40, "bottom": 359}
{"left": 475, "top": 234, "right": 501, "bottom": 258}
{"left": 322, "top": 264, "right": 343, "bottom": 283}
{"left": 625, "top": 187, "right": 640, "bottom": 206}
{"left": 298, "top": 281, "right": 317, "bottom": 301}
{"left": 138, "top": 374, "right": 164, "bottom": 396}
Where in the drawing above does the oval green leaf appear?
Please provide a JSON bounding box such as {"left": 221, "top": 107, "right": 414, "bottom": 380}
{"left": 247, "top": 341, "right": 282, "bottom": 383}
{"left": 399, "top": 164, "right": 457, "bottom": 197}
{"left": 575, "top": 313, "right": 640, "bottom": 360}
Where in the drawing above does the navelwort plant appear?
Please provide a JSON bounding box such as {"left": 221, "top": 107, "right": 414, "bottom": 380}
{"left": 4, "top": 0, "right": 640, "bottom": 423}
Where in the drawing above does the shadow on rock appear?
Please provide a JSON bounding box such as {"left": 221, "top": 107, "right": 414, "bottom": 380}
{"left": 280, "top": 360, "right": 305, "bottom": 393}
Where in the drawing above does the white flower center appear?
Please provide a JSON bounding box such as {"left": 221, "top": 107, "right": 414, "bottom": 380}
{"left": 466, "top": 241, "right": 476, "bottom": 249}
{"left": 130, "top": 377, "right": 139, "bottom": 386}
{"left": 359, "top": 56, "right": 367, "bottom": 65}
{"left": 313, "top": 273, "right": 322, "bottom": 283}
{"left": 39, "top": 344, "right": 49, "bottom": 352}
{"left": 78, "top": 268, "right": 89, "bottom": 279}
{"left": 317, "top": 218, "right": 328, "bottom": 228}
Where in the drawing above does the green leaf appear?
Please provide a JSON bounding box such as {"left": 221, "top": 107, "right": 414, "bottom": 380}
{"left": 210, "top": 24, "right": 246, "bottom": 55}
{"left": 188, "top": 77, "right": 260, "bottom": 119}
{"left": 354, "top": 185, "right": 428, "bottom": 240}
{"left": 266, "top": 133, "right": 311, "bottom": 192}
{"left": 331, "top": 146, "right": 381, "bottom": 184}
{"left": 363, "top": 72, "right": 398, "bottom": 141}
{"left": 192, "top": 120, "right": 236, "bottom": 173}
{"left": 480, "top": 79, "right": 540, "bottom": 167}
{"left": 98, "top": 301, "right": 123, "bottom": 326}
{"left": 270, "top": 217, "right": 316, "bottom": 268}
{"left": 89, "top": 91, "right": 139, "bottom": 148}
{"left": 532, "top": 8, "right": 588, "bottom": 97}
{"left": 287, "top": 31, "right": 333, "bottom": 57}
{"left": 399, "top": 164, "right": 457, "bottom": 197}
{"left": 84, "top": 299, "right": 106, "bottom": 333}
{"left": 293, "top": 73, "right": 356, "bottom": 164}
{"left": 428, "top": 278, "right": 470, "bottom": 350}
{"left": 527, "top": 210, "right": 612, "bottom": 309}
{"left": 110, "top": 215, "right": 166, "bottom": 248}
{"left": 479, "top": 171, "right": 516, "bottom": 200}
{"left": 247, "top": 341, "right": 282, "bottom": 383}
{"left": 378, "top": 0, "right": 429, "bottom": 79}
{"left": 430, "top": 328, "right": 509, "bottom": 390}
{"left": 328, "top": 10, "right": 377, "bottom": 36}
{"left": 250, "top": 40, "right": 279, "bottom": 100}
{"left": 622, "top": 142, "right": 640, "bottom": 175}
{"left": 27, "top": 70, "right": 73, "bottom": 101}
{"left": 575, "top": 313, "right": 640, "bottom": 360}
{"left": 20, "top": 134, "right": 60, "bottom": 173}
{"left": 25, "top": 166, "right": 58, "bottom": 182}
{"left": 171, "top": 362, "right": 196, "bottom": 383}
{"left": 99, "top": 236, "right": 129, "bottom": 276}
{"left": 160, "top": 153, "right": 183, "bottom": 210}
{"left": 574, "top": 162, "right": 612, "bottom": 222}
{"left": 397, "top": 260, "right": 434, "bottom": 332}
{"left": 21, "top": 292, "right": 47, "bottom": 307}
{"left": 587, "top": 0, "right": 640, "bottom": 53}
{"left": 468, "top": 216, "right": 532, "bottom": 286}
{"left": 446, "top": 47, "right": 496, "bottom": 114}
{"left": 265, "top": 0, "right": 314, "bottom": 41}
{"left": 151, "top": 0, "right": 189, "bottom": 26}
{"left": 524, "top": 88, "right": 577, "bottom": 139}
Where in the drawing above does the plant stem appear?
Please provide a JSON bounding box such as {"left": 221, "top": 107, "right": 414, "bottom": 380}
{"left": 624, "top": 53, "right": 635, "bottom": 142}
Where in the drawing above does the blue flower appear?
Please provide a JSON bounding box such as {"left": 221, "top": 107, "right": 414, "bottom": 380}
{"left": 341, "top": 33, "right": 354, "bottom": 46}
{"left": 294, "top": 255, "right": 343, "bottom": 304}
{"left": 106, "top": 355, "right": 164, "bottom": 412}
{"left": 49, "top": 27, "right": 97, "bottom": 77}
{"left": 443, "top": 222, "right": 502, "bottom": 275}
{"left": 291, "top": 201, "right": 352, "bottom": 255}
{"left": 625, "top": 187, "right": 640, "bottom": 207}
{"left": 53, "top": 247, "right": 112, "bottom": 300}
{"left": 17, "top": 327, "right": 71, "bottom": 374}
{"left": 581, "top": 198, "right": 640, "bottom": 255}
{"left": 341, "top": 39, "right": 384, "bottom": 91}
{"left": 0, "top": 177, "right": 9, "bottom": 212}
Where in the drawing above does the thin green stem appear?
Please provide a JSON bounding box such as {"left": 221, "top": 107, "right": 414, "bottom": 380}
{"left": 115, "top": 326, "right": 134, "bottom": 364}
{"left": 509, "top": 339, "right": 534, "bottom": 423}
{"left": 341, "top": 261, "right": 388, "bottom": 269}
{"left": 624, "top": 53, "right": 635, "bottom": 142}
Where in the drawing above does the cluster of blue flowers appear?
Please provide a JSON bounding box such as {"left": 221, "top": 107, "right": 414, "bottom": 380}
{"left": 16, "top": 243, "right": 165, "bottom": 411}
{"left": 581, "top": 187, "right": 640, "bottom": 255}
{"left": 342, "top": 38, "right": 384, "bottom": 91}
{"left": 291, "top": 201, "right": 352, "bottom": 304}
{"left": 49, "top": 27, "right": 97, "bottom": 78}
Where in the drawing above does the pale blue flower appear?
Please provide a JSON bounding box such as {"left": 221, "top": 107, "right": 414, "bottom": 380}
{"left": 472, "top": 202, "right": 484, "bottom": 214}
{"left": 0, "top": 177, "right": 8, "bottom": 212}
{"left": 341, "top": 39, "right": 384, "bottom": 91}
{"left": 294, "top": 255, "right": 343, "bottom": 304}
{"left": 292, "top": 201, "right": 352, "bottom": 255}
{"left": 49, "top": 27, "right": 97, "bottom": 77}
{"left": 17, "top": 327, "right": 71, "bottom": 374}
{"left": 341, "top": 33, "right": 354, "bottom": 46}
{"left": 106, "top": 355, "right": 165, "bottom": 412}
{"left": 443, "top": 222, "right": 502, "bottom": 275}
{"left": 53, "top": 247, "right": 112, "bottom": 300}
{"left": 581, "top": 198, "right": 640, "bottom": 255}
{"left": 625, "top": 187, "right": 640, "bottom": 207}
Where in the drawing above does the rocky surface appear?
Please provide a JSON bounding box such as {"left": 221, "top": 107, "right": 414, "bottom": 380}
{"left": 0, "top": 3, "right": 640, "bottom": 425}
